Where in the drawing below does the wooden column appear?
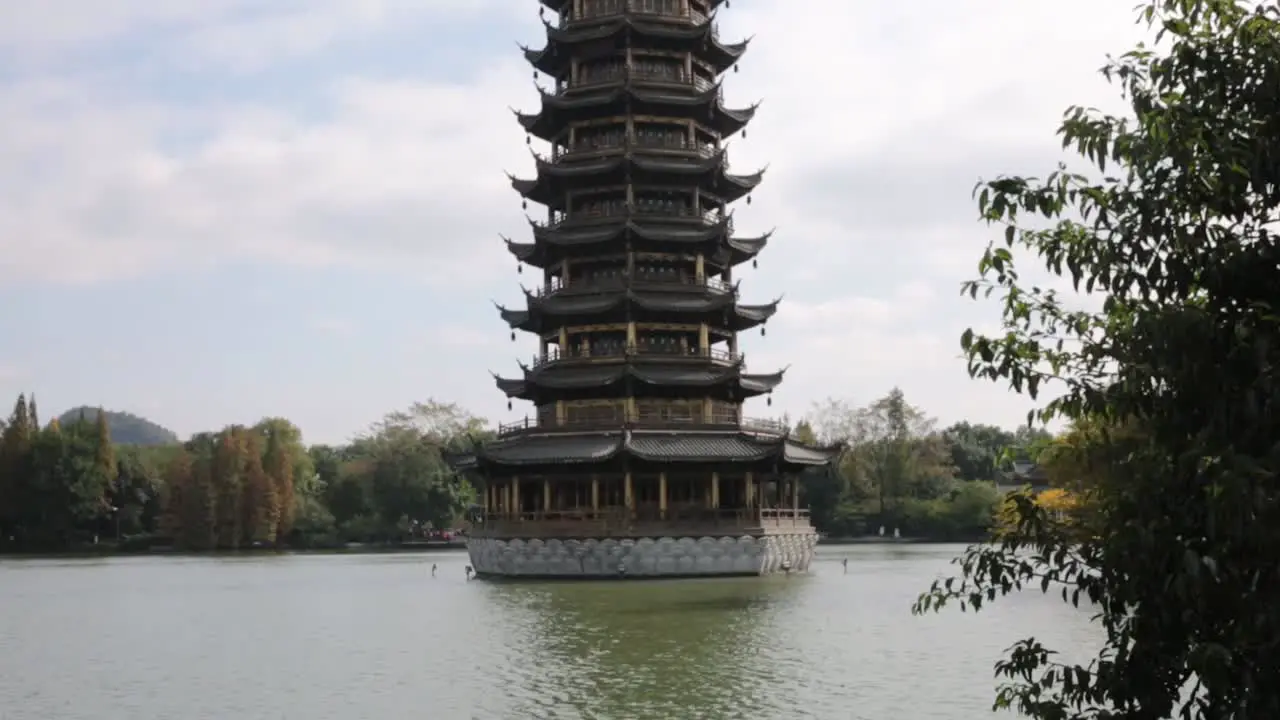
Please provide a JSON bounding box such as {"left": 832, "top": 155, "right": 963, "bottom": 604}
{"left": 511, "top": 477, "right": 519, "bottom": 516}
{"left": 627, "top": 321, "right": 637, "bottom": 348}
{"left": 659, "top": 472, "right": 668, "bottom": 520}
{"left": 695, "top": 253, "right": 705, "bottom": 282}
{"left": 483, "top": 484, "right": 491, "bottom": 514}
{"left": 791, "top": 475, "right": 799, "bottom": 511}
{"left": 699, "top": 323, "right": 709, "bottom": 354}
{"left": 624, "top": 471, "right": 634, "bottom": 518}
{"left": 555, "top": 401, "right": 566, "bottom": 427}
{"left": 591, "top": 474, "right": 599, "bottom": 513}
{"left": 711, "top": 472, "right": 720, "bottom": 510}
{"left": 558, "top": 327, "right": 568, "bottom": 351}
{"left": 744, "top": 471, "right": 753, "bottom": 509}
{"left": 543, "top": 479, "right": 552, "bottom": 512}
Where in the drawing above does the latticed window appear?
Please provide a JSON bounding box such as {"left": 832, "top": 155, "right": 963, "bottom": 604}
{"left": 708, "top": 400, "right": 740, "bottom": 424}
{"left": 573, "top": 196, "right": 626, "bottom": 217}
{"left": 632, "top": 58, "right": 684, "bottom": 83}
{"left": 581, "top": 0, "right": 624, "bottom": 19}
{"left": 634, "top": 192, "right": 691, "bottom": 215}
{"left": 635, "top": 399, "right": 699, "bottom": 423}
{"left": 635, "top": 124, "right": 688, "bottom": 149}
{"left": 565, "top": 401, "right": 625, "bottom": 425}
{"left": 574, "top": 126, "right": 625, "bottom": 151}
{"left": 578, "top": 60, "right": 625, "bottom": 85}
{"left": 537, "top": 404, "right": 557, "bottom": 427}
{"left": 633, "top": 0, "right": 682, "bottom": 16}
{"left": 637, "top": 333, "right": 695, "bottom": 355}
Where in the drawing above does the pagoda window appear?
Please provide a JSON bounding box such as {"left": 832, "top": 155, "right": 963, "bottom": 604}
{"left": 572, "top": 126, "right": 626, "bottom": 153}
{"left": 708, "top": 400, "right": 741, "bottom": 424}
{"left": 632, "top": 57, "right": 685, "bottom": 84}
{"left": 578, "top": 263, "right": 625, "bottom": 286}
{"left": 634, "top": 124, "right": 689, "bottom": 150}
{"left": 634, "top": 192, "right": 693, "bottom": 217}
{"left": 635, "top": 261, "right": 686, "bottom": 283}
{"left": 635, "top": 399, "right": 699, "bottom": 424}
{"left": 571, "top": 196, "right": 626, "bottom": 219}
{"left": 590, "top": 332, "right": 627, "bottom": 356}
{"left": 565, "top": 400, "right": 626, "bottom": 426}
{"left": 580, "top": 0, "right": 625, "bottom": 21}
{"left": 577, "top": 59, "right": 625, "bottom": 87}
{"left": 637, "top": 332, "right": 696, "bottom": 355}
{"left": 632, "top": 0, "right": 683, "bottom": 17}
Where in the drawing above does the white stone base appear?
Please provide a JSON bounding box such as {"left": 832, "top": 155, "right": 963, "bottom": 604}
{"left": 467, "top": 533, "right": 817, "bottom": 579}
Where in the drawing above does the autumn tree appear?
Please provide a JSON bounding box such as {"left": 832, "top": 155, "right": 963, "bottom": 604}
{"left": 262, "top": 426, "right": 294, "bottom": 542}
{"left": 240, "top": 431, "right": 279, "bottom": 545}
{"left": 915, "top": 2, "right": 1280, "bottom": 717}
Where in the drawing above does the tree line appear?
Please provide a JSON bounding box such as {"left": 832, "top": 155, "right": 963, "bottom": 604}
{"left": 0, "top": 385, "right": 1060, "bottom": 551}
{"left": 0, "top": 397, "right": 488, "bottom": 552}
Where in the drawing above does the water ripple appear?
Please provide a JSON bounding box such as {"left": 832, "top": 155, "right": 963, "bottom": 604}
{"left": 0, "top": 547, "right": 1098, "bottom": 720}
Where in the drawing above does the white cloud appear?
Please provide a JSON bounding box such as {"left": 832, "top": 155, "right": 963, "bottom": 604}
{"left": 0, "top": 0, "right": 1150, "bottom": 432}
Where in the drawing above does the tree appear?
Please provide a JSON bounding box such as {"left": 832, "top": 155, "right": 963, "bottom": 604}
{"left": 240, "top": 431, "right": 279, "bottom": 545}
{"left": 942, "top": 422, "right": 1016, "bottom": 482}
{"left": 915, "top": 2, "right": 1280, "bottom": 717}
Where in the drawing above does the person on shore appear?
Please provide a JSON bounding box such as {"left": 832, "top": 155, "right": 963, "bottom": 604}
{"left": 431, "top": 563, "right": 437, "bottom": 577}
{"left": 842, "top": 557, "right": 848, "bottom": 573}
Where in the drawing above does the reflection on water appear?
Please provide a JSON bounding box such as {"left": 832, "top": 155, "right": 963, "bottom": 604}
{"left": 0, "top": 546, "right": 1098, "bottom": 720}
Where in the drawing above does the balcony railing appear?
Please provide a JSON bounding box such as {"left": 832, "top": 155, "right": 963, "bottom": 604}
{"left": 571, "top": 68, "right": 715, "bottom": 93}
{"left": 496, "top": 413, "right": 787, "bottom": 438}
{"left": 556, "top": 136, "right": 718, "bottom": 160}
{"left": 473, "top": 507, "right": 808, "bottom": 536}
{"left": 541, "top": 206, "right": 730, "bottom": 231}
{"left": 529, "top": 275, "right": 733, "bottom": 297}
{"left": 531, "top": 344, "right": 739, "bottom": 368}
{"left": 565, "top": 1, "right": 713, "bottom": 30}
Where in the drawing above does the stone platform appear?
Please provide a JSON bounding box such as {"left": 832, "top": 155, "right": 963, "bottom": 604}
{"left": 467, "top": 532, "right": 817, "bottom": 579}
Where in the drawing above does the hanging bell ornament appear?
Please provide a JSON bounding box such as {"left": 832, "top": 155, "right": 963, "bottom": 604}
{"left": 761, "top": 326, "right": 766, "bottom": 337}
{"left": 511, "top": 331, "right": 516, "bottom": 341}
{"left": 767, "top": 396, "right": 772, "bottom": 407}
{"left": 517, "top": 263, "right": 523, "bottom": 274}
{"left": 746, "top": 195, "right": 752, "bottom": 205}
{"left": 752, "top": 258, "right": 758, "bottom": 269}
{"left": 742, "top": 129, "right": 748, "bottom": 139}
{"left": 522, "top": 199, "right": 528, "bottom": 210}
{"left": 526, "top": 134, "right": 531, "bottom": 145}
{"left": 508, "top": 400, "right": 513, "bottom": 411}
{"left": 734, "top": 65, "right": 739, "bottom": 73}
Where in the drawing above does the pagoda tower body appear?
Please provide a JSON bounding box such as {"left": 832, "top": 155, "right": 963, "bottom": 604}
{"left": 455, "top": 0, "right": 840, "bottom": 579}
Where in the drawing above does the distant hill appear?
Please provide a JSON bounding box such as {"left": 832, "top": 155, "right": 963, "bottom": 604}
{"left": 56, "top": 407, "right": 180, "bottom": 446}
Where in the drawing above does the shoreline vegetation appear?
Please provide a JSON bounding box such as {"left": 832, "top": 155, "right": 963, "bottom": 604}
{"left": 0, "top": 391, "right": 1066, "bottom": 557}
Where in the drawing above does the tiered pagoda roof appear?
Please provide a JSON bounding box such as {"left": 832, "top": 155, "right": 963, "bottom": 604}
{"left": 457, "top": 0, "right": 841, "bottom": 471}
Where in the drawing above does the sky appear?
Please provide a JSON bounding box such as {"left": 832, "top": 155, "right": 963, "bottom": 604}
{"left": 0, "top": 0, "right": 1144, "bottom": 445}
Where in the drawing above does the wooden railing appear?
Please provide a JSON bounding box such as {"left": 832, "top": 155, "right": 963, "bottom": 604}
{"left": 759, "top": 508, "right": 812, "bottom": 529}
{"left": 571, "top": 69, "right": 715, "bottom": 93}
{"left": 528, "top": 275, "right": 733, "bottom": 297}
{"left": 495, "top": 413, "right": 787, "bottom": 438}
{"left": 564, "top": 1, "right": 712, "bottom": 28}
{"left": 540, "top": 208, "right": 731, "bottom": 232}
{"left": 555, "top": 137, "right": 717, "bottom": 160}
{"left": 473, "top": 507, "right": 809, "bottom": 537}
{"left": 531, "top": 344, "right": 739, "bottom": 368}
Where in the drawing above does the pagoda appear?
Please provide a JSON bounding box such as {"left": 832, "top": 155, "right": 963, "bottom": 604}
{"left": 454, "top": 0, "right": 841, "bottom": 579}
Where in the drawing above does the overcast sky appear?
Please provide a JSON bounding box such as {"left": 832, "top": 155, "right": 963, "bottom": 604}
{"left": 0, "top": 0, "right": 1142, "bottom": 445}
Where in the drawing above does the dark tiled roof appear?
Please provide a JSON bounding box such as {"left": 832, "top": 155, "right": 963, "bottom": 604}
{"left": 480, "top": 433, "right": 622, "bottom": 466}
{"left": 458, "top": 430, "right": 841, "bottom": 470}
{"left": 628, "top": 432, "right": 777, "bottom": 462}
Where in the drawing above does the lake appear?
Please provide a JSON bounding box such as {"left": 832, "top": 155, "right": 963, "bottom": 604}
{"left": 0, "top": 545, "right": 1098, "bottom": 720}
